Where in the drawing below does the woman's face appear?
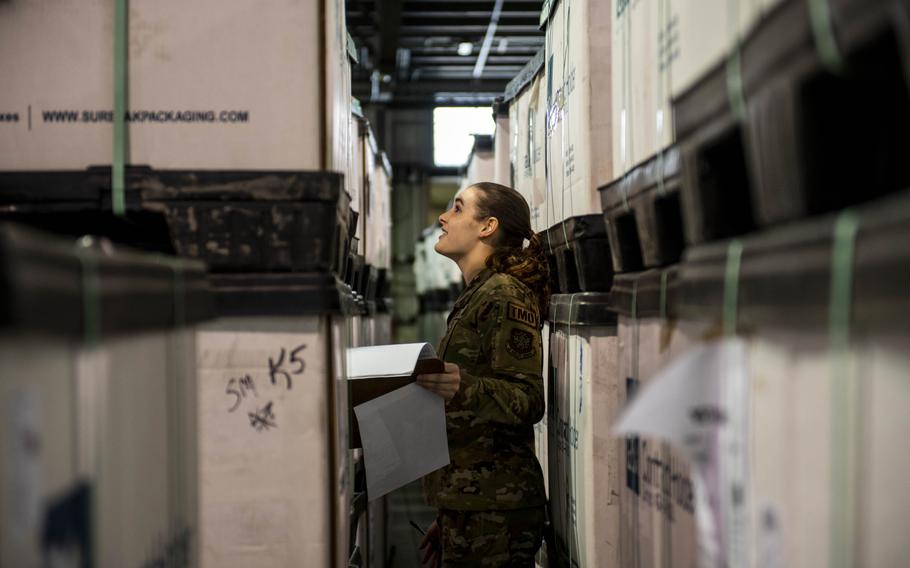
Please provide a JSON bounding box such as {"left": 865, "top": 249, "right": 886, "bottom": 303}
{"left": 435, "top": 186, "right": 492, "bottom": 260}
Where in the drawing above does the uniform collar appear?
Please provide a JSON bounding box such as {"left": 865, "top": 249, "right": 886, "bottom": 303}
{"left": 452, "top": 267, "right": 495, "bottom": 313}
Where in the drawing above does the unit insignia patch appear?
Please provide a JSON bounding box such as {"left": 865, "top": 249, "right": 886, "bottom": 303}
{"left": 506, "top": 328, "right": 535, "bottom": 359}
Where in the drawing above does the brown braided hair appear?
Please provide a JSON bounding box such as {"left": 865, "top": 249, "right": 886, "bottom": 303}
{"left": 469, "top": 182, "right": 551, "bottom": 320}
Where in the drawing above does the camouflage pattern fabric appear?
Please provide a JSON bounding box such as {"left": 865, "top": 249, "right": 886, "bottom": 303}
{"left": 423, "top": 267, "right": 546, "bottom": 511}
{"left": 438, "top": 506, "right": 545, "bottom": 567}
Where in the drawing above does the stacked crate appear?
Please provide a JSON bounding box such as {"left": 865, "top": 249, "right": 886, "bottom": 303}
{"left": 0, "top": 0, "right": 395, "bottom": 565}
{"left": 501, "top": 0, "right": 910, "bottom": 566}
{"left": 0, "top": 224, "right": 214, "bottom": 567}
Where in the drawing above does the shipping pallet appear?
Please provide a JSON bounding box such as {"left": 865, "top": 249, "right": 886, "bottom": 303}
{"left": 599, "top": 147, "right": 685, "bottom": 272}
{"left": 677, "top": 187, "right": 910, "bottom": 331}
{"left": 0, "top": 167, "right": 353, "bottom": 277}
{"left": 541, "top": 215, "right": 614, "bottom": 294}
{"left": 674, "top": 0, "right": 910, "bottom": 245}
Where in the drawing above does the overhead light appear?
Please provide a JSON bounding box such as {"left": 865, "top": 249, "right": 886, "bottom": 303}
{"left": 497, "top": 38, "right": 509, "bottom": 53}
{"left": 457, "top": 42, "right": 473, "bottom": 56}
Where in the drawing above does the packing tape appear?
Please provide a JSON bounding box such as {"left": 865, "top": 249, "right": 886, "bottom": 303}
{"left": 112, "top": 0, "right": 128, "bottom": 217}
{"left": 808, "top": 0, "right": 846, "bottom": 74}
{"left": 722, "top": 239, "right": 743, "bottom": 337}
{"left": 828, "top": 209, "right": 860, "bottom": 568}
{"left": 75, "top": 236, "right": 101, "bottom": 347}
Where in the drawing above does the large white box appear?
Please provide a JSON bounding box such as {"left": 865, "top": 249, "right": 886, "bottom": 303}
{"left": 0, "top": 0, "right": 352, "bottom": 175}
{"left": 611, "top": 0, "right": 769, "bottom": 178}
{"left": 542, "top": 0, "right": 615, "bottom": 225}
{"left": 616, "top": 315, "right": 708, "bottom": 568}
{"left": 365, "top": 152, "right": 392, "bottom": 270}
{"left": 547, "top": 311, "right": 621, "bottom": 567}
{"left": 493, "top": 108, "right": 512, "bottom": 187}
{"left": 0, "top": 330, "right": 200, "bottom": 568}
{"left": 195, "top": 315, "right": 351, "bottom": 568}
{"left": 748, "top": 329, "right": 910, "bottom": 567}
{"left": 510, "top": 72, "right": 549, "bottom": 233}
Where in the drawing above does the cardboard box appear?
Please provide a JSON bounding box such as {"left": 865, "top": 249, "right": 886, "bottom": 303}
{"left": 547, "top": 318, "right": 622, "bottom": 567}
{"left": 196, "top": 316, "right": 350, "bottom": 568}
{"left": 0, "top": 0, "right": 351, "bottom": 174}
{"left": 611, "top": 0, "right": 769, "bottom": 178}
{"left": 542, "top": 0, "right": 615, "bottom": 225}
{"left": 748, "top": 329, "right": 910, "bottom": 566}
{"left": 0, "top": 332, "right": 200, "bottom": 568}
{"left": 365, "top": 152, "right": 392, "bottom": 270}
{"left": 509, "top": 72, "right": 548, "bottom": 233}
{"left": 617, "top": 316, "right": 711, "bottom": 568}
{"left": 494, "top": 107, "right": 512, "bottom": 187}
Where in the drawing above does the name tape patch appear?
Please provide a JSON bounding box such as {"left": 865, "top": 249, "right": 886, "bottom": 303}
{"left": 507, "top": 302, "right": 539, "bottom": 328}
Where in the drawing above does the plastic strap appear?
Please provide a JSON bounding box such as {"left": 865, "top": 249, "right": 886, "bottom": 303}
{"left": 828, "top": 210, "right": 860, "bottom": 568}
{"left": 808, "top": 0, "right": 846, "bottom": 74}
{"left": 112, "top": 0, "right": 128, "bottom": 217}
{"left": 75, "top": 236, "right": 101, "bottom": 347}
{"left": 725, "top": 47, "right": 748, "bottom": 124}
{"left": 723, "top": 239, "right": 743, "bottom": 337}
{"left": 659, "top": 269, "right": 669, "bottom": 321}
{"left": 566, "top": 291, "right": 577, "bottom": 568}
{"left": 631, "top": 277, "right": 638, "bottom": 320}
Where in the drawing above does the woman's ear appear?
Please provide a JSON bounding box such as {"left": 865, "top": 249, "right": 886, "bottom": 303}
{"left": 479, "top": 216, "right": 500, "bottom": 239}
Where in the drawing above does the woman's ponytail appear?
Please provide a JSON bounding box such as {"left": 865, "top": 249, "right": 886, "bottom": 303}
{"left": 483, "top": 231, "right": 551, "bottom": 322}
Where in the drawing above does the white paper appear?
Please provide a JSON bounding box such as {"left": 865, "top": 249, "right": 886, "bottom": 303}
{"left": 353, "top": 383, "right": 449, "bottom": 500}
{"left": 613, "top": 338, "right": 751, "bottom": 568}
{"left": 347, "top": 343, "right": 437, "bottom": 379}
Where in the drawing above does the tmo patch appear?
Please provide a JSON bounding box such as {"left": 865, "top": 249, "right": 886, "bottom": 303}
{"left": 507, "top": 302, "right": 539, "bottom": 328}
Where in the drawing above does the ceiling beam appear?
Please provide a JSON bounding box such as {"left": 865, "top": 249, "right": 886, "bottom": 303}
{"left": 378, "top": 0, "right": 404, "bottom": 73}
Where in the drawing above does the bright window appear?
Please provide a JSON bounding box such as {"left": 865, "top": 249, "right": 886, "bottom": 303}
{"left": 433, "top": 106, "right": 495, "bottom": 167}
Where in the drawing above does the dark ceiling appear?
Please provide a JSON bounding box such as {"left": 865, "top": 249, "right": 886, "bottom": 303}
{"left": 346, "top": 0, "right": 544, "bottom": 106}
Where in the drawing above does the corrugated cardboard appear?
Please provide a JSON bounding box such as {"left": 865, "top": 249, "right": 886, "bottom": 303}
{"left": 196, "top": 317, "right": 345, "bottom": 568}
{"left": 0, "top": 0, "right": 350, "bottom": 173}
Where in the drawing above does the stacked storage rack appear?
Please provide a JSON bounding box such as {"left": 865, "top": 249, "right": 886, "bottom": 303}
{"left": 0, "top": 0, "right": 394, "bottom": 565}
{"left": 499, "top": 0, "right": 910, "bottom": 566}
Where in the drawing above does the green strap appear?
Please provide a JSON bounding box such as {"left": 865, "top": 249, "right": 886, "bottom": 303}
{"left": 659, "top": 269, "right": 669, "bottom": 321}
{"left": 808, "top": 0, "right": 846, "bottom": 74}
{"left": 723, "top": 239, "right": 743, "bottom": 336}
{"left": 75, "top": 236, "right": 102, "bottom": 347}
{"left": 725, "top": 47, "right": 748, "bottom": 124}
{"left": 112, "top": 0, "right": 128, "bottom": 217}
{"left": 828, "top": 210, "right": 860, "bottom": 568}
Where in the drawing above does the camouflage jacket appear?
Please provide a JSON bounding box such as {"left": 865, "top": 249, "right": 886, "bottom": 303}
{"left": 423, "top": 267, "right": 546, "bottom": 511}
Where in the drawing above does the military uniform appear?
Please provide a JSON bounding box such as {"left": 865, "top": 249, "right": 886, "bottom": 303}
{"left": 423, "top": 267, "right": 546, "bottom": 567}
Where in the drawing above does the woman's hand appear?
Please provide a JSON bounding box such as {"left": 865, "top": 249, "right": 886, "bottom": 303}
{"left": 418, "top": 519, "right": 441, "bottom": 567}
{"left": 416, "top": 362, "right": 461, "bottom": 402}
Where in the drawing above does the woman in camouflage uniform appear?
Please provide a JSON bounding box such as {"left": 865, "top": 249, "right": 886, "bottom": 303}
{"left": 416, "top": 182, "right": 550, "bottom": 567}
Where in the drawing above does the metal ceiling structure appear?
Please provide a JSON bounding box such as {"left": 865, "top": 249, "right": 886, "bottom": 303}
{"left": 346, "top": 0, "right": 544, "bottom": 106}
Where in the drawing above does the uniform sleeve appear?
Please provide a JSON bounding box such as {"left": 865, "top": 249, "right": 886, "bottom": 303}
{"left": 447, "top": 289, "right": 544, "bottom": 426}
